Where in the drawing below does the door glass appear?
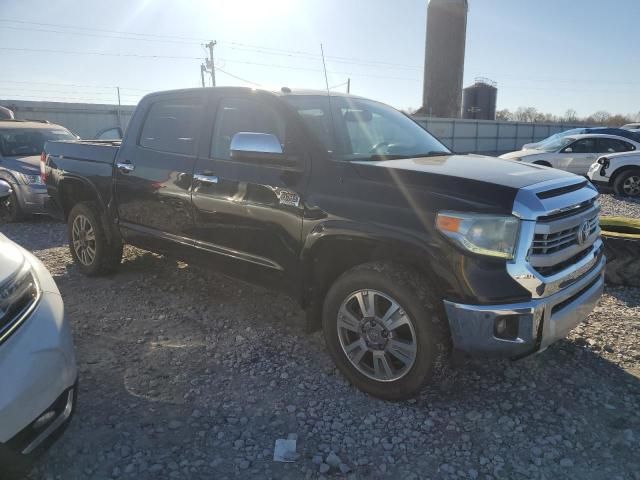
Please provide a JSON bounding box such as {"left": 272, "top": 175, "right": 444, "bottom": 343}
{"left": 139, "top": 97, "right": 203, "bottom": 155}
{"left": 211, "top": 97, "right": 286, "bottom": 160}
{"left": 565, "top": 138, "right": 596, "bottom": 153}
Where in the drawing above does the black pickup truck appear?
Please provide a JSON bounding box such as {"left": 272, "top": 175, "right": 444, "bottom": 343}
{"left": 43, "top": 87, "right": 605, "bottom": 400}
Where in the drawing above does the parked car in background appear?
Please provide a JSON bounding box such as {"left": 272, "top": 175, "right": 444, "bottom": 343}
{"left": 0, "top": 120, "right": 77, "bottom": 221}
{"left": 621, "top": 123, "right": 640, "bottom": 130}
{"left": 522, "top": 127, "right": 640, "bottom": 150}
{"left": 500, "top": 134, "right": 640, "bottom": 175}
{"left": 0, "top": 106, "right": 15, "bottom": 120}
{"left": 588, "top": 151, "right": 640, "bottom": 197}
{"left": 0, "top": 180, "right": 78, "bottom": 478}
{"left": 43, "top": 87, "right": 604, "bottom": 400}
{"left": 94, "top": 126, "right": 123, "bottom": 140}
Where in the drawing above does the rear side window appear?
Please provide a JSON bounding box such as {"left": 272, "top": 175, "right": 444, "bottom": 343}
{"left": 139, "top": 97, "right": 203, "bottom": 155}
{"left": 211, "top": 97, "right": 286, "bottom": 160}
{"left": 597, "top": 138, "right": 636, "bottom": 153}
{"left": 565, "top": 138, "right": 596, "bottom": 153}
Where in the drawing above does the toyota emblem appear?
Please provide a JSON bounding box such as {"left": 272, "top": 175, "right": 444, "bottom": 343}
{"left": 576, "top": 220, "right": 590, "bottom": 245}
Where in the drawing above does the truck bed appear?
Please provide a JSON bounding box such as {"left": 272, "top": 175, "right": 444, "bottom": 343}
{"left": 44, "top": 140, "right": 120, "bottom": 165}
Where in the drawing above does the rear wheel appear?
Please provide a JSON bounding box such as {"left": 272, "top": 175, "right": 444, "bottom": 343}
{"left": 67, "top": 202, "right": 122, "bottom": 276}
{"left": 322, "top": 262, "right": 449, "bottom": 401}
{"left": 613, "top": 169, "right": 640, "bottom": 197}
{"left": 6, "top": 190, "right": 24, "bottom": 222}
{"left": 600, "top": 216, "right": 640, "bottom": 287}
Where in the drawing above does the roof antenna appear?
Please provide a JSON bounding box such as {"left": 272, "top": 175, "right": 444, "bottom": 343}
{"left": 320, "top": 43, "right": 337, "bottom": 156}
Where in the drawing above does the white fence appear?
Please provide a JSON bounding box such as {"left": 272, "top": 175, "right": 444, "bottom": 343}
{"left": 412, "top": 116, "right": 586, "bottom": 154}
{"left": 0, "top": 100, "right": 136, "bottom": 139}
{"left": 1, "top": 100, "right": 587, "bottom": 153}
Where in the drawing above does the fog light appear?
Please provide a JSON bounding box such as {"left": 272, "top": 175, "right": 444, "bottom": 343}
{"left": 494, "top": 315, "right": 519, "bottom": 340}
{"left": 32, "top": 411, "right": 56, "bottom": 430}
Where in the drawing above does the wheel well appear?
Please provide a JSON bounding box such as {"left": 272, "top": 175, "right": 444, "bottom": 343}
{"left": 303, "top": 236, "right": 435, "bottom": 310}
{"left": 610, "top": 165, "right": 640, "bottom": 186}
{"left": 533, "top": 160, "right": 552, "bottom": 167}
{"left": 59, "top": 179, "right": 101, "bottom": 220}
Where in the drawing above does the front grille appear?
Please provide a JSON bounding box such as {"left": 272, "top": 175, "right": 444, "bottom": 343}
{"left": 0, "top": 263, "right": 39, "bottom": 345}
{"left": 531, "top": 215, "right": 598, "bottom": 256}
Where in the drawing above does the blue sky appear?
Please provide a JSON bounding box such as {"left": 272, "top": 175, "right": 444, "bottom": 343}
{"left": 0, "top": 0, "right": 638, "bottom": 117}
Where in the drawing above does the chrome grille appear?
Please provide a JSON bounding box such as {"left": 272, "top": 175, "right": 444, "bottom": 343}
{"left": 528, "top": 199, "right": 600, "bottom": 274}
{"left": 531, "top": 215, "right": 598, "bottom": 255}
{"left": 0, "top": 263, "right": 39, "bottom": 344}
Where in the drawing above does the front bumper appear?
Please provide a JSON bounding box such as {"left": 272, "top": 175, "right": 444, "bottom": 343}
{"left": 444, "top": 253, "right": 605, "bottom": 357}
{"left": 14, "top": 183, "right": 48, "bottom": 215}
{"left": 0, "top": 249, "right": 77, "bottom": 470}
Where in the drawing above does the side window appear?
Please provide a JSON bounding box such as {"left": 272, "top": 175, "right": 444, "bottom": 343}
{"left": 564, "top": 138, "right": 596, "bottom": 153}
{"left": 597, "top": 138, "right": 635, "bottom": 153}
{"left": 211, "top": 97, "right": 286, "bottom": 160}
{"left": 96, "top": 127, "right": 122, "bottom": 140}
{"left": 139, "top": 97, "right": 203, "bottom": 155}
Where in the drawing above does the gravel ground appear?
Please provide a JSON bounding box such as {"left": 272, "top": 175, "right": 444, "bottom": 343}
{"left": 599, "top": 193, "right": 640, "bottom": 217}
{"left": 1, "top": 193, "right": 639, "bottom": 480}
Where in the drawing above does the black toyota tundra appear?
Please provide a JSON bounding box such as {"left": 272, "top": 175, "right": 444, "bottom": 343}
{"left": 43, "top": 87, "right": 604, "bottom": 400}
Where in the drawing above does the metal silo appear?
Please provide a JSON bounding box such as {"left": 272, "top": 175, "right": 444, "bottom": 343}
{"left": 422, "top": 0, "right": 468, "bottom": 118}
{"left": 462, "top": 77, "right": 498, "bottom": 120}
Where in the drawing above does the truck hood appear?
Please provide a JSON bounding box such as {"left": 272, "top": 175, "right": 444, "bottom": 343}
{"left": 0, "top": 234, "right": 26, "bottom": 286}
{"left": 0, "top": 155, "right": 41, "bottom": 176}
{"left": 351, "top": 154, "right": 577, "bottom": 213}
{"left": 354, "top": 154, "right": 574, "bottom": 188}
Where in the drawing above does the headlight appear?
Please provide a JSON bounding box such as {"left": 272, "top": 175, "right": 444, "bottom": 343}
{"left": 17, "top": 173, "right": 44, "bottom": 185}
{"left": 436, "top": 212, "right": 520, "bottom": 259}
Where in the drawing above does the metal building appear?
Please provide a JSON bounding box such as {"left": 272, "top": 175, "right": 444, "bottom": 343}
{"left": 462, "top": 77, "right": 498, "bottom": 120}
{"left": 422, "top": 0, "right": 468, "bottom": 118}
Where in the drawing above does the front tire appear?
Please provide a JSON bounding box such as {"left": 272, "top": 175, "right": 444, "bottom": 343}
{"left": 613, "top": 168, "right": 640, "bottom": 197}
{"left": 322, "top": 262, "right": 449, "bottom": 401}
{"left": 67, "top": 202, "right": 123, "bottom": 276}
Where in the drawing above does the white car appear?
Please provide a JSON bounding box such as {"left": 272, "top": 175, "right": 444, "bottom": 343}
{"left": 588, "top": 151, "right": 640, "bottom": 197}
{"left": 0, "top": 182, "right": 77, "bottom": 477}
{"left": 621, "top": 123, "right": 640, "bottom": 130}
{"left": 500, "top": 134, "right": 640, "bottom": 175}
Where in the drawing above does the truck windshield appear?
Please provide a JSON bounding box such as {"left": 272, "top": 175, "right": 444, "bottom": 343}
{"left": 283, "top": 95, "right": 450, "bottom": 161}
{"left": 0, "top": 128, "right": 76, "bottom": 157}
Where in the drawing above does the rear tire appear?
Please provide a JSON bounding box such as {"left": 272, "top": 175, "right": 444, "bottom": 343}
{"left": 613, "top": 168, "right": 640, "bottom": 197}
{"left": 6, "top": 190, "right": 24, "bottom": 222}
{"left": 600, "top": 216, "right": 640, "bottom": 287}
{"left": 322, "top": 262, "right": 450, "bottom": 401}
{"left": 67, "top": 202, "right": 122, "bottom": 276}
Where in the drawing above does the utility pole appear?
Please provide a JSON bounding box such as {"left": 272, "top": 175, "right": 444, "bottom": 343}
{"left": 205, "top": 40, "right": 217, "bottom": 87}
{"left": 200, "top": 63, "right": 207, "bottom": 88}
{"left": 346, "top": 78, "right": 350, "bottom": 94}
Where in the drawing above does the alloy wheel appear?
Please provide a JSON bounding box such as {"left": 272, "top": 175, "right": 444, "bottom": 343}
{"left": 622, "top": 175, "right": 640, "bottom": 196}
{"left": 337, "top": 289, "right": 417, "bottom": 382}
{"left": 72, "top": 214, "right": 96, "bottom": 265}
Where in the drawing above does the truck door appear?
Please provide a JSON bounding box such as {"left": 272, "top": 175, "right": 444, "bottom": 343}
{"left": 114, "top": 93, "right": 204, "bottom": 254}
{"left": 190, "top": 92, "right": 310, "bottom": 293}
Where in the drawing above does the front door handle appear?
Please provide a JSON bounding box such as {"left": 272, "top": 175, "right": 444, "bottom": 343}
{"left": 194, "top": 173, "right": 219, "bottom": 185}
{"left": 116, "top": 161, "right": 135, "bottom": 173}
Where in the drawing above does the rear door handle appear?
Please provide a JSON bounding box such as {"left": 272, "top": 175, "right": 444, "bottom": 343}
{"left": 116, "top": 161, "right": 135, "bottom": 173}
{"left": 194, "top": 173, "right": 219, "bottom": 185}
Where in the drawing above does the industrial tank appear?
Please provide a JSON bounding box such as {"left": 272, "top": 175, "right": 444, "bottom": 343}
{"left": 462, "top": 78, "right": 498, "bottom": 120}
{"left": 422, "top": 0, "right": 468, "bottom": 118}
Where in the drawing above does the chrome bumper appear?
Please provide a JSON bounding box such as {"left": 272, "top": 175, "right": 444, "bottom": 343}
{"left": 443, "top": 254, "right": 605, "bottom": 357}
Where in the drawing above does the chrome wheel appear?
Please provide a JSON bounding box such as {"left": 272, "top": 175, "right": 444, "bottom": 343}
{"left": 72, "top": 214, "right": 96, "bottom": 265}
{"left": 622, "top": 175, "right": 640, "bottom": 196}
{"left": 337, "top": 289, "right": 417, "bottom": 382}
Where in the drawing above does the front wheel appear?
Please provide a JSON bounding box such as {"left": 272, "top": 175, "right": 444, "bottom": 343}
{"left": 67, "top": 202, "right": 123, "bottom": 276}
{"left": 322, "top": 262, "right": 449, "bottom": 400}
{"left": 613, "top": 169, "right": 640, "bottom": 197}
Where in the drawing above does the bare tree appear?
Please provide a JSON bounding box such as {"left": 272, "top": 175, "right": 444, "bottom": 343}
{"left": 564, "top": 109, "right": 577, "bottom": 122}
{"left": 591, "top": 111, "right": 611, "bottom": 125}
{"left": 495, "top": 109, "right": 513, "bottom": 121}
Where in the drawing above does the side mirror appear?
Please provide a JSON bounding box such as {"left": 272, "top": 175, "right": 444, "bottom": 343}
{"left": 564, "top": 147, "right": 573, "bottom": 153}
{"left": 230, "top": 132, "right": 294, "bottom": 165}
{"left": 0, "top": 180, "right": 11, "bottom": 199}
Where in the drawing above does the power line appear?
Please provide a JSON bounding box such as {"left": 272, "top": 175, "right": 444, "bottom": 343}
{"left": 0, "top": 80, "right": 150, "bottom": 92}
{"left": 216, "top": 67, "right": 261, "bottom": 86}
{"left": 0, "top": 46, "right": 201, "bottom": 60}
